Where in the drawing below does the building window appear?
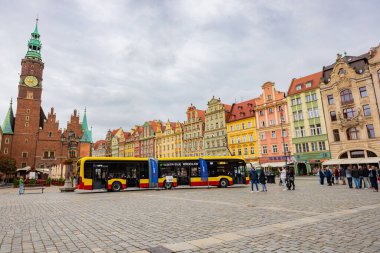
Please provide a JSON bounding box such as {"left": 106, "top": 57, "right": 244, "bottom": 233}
{"left": 248, "top": 122, "right": 252, "bottom": 128}
{"left": 297, "top": 98, "right": 301, "bottom": 105}
{"left": 301, "top": 126, "right": 305, "bottom": 137}
{"left": 291, "top": 99, "right": 296, "bottom": 106}
{"left": 249, "top": 135, "right": 253, "bottom": 142}
{"left": 293, "top": 112, "right": 298, "bottom": 121}
{"left": 5, "top": 138, "right": 10, "bottom": 144}
{"left": 25, "top": 122, "right": 29, "bottom": 127}
{"left": 296, "top": 84, "right": 302, "bottom": 90}
{"left": 22, "top": 152, "right": 28, "bottom": 158}
{"left": 319, "top": 141, "right": 326, "bottom": 150}
{"left": 363, "top": 105, "right": 371, "bottom": 116}
{"left": 21, "top": 162, "right": 27, "bottom": 168}
{"left": 269, "top": 108, "right": 273, "bottom": 114}
{"left": 282, "top": 130, "right": 287, "bottom": 137}
{"left": 260, "top": 110, "right": 264, "bottom": 116}
{"left": 298, "top": 111, "right": 303, "bottom": 120}
{"left": 231, "top": 138, "right": 234, "bottom": 144}
{"left": 271, "top": 131, "right": 276, "bottom": 138}
{"left": 267, "top": 95, "right": 272, "bottom": 100}
{"left": 244, "top": 148, "right": 248, "bottom": 155}
{"left": 295, "top": 127, "right": 301, "bottom": 138}
{"left": 306, "top": 95, "right": 310, "bottom": 102}
{"left": 316, "top": 124, "right": 322, "bottom": 135}
{"left": 296, "top": 143, "right": 302, "bottom": 153}
{"left": 242, "top": 123, "right": 245, "bottom": 129}
{"left": 232, "top": 149, "right": 236, "bottom": 156}
{"left": 305, "top": 81, "right": 312, "bottom": 88}
{"left": 347, "top": 127, "right": 359, "bottom": 140}
{"left": 314, "top": 108, "right": 319, "bottom": 117}
{"left": 250, "top": 147, "right": 255, "bottom": 154}
{"left": 330, "top": 111, "right": 337, "bottom": 121}
{"left": 310, "top": 125, "right": 316, "bottom": 136}
{"left": 237, "top": 137, "right": 241, "bottom": 143}
{"left": 311, "top": 142, "right": 318, "bottom": 151}
{"left": 26, "top": 109, "right": 30, "bottom": 113}
{"left": 272, "top": 145, "right": 278, "bottom": 153}
{"left": 270, "top": 119, "right": 274, "bottom": 125}
{"left": 327, "top": 95, "right": 334, "bottom": 105}
{"left": 238, "top": 149, "right": 242, "bottom": 155}
{"left": 367, "top": 124, "right": 375, "bottom": 138}
{"left": 340, "top": 89, "right": 353, "bottom": 104}
{"left": 261, "top": 133, "right": 266, "bottom": 140}
{"left": 261, "top": 121, "right": 265, "bottom": 127}
{"left": 230, "top": 126, "right": 233, "bottom": 131}
{"left": 302, "top": 143, "right": 309, "bottom": 152}
{"left": 311, "top": 93, "right": 317, "bottom": 101}
{"left": 333, "top": 129, "right": 340, "bottom": 142}
{"left": 343, "top": 107, "right": 356, "bottom": 118}
{"left": 308, "top": 108, "right": 314, "bottom": 118}
{"left": 243, "top": 136, "right": 247, "bottom": 142}
{"left": 262, "top": 145, "right": 268, "bottom": 154}
{"left": 359, "top": 86, "right": 368, "bottom": 98}
{"left": 283, "top": 143, "right": 289, "bottom": 152}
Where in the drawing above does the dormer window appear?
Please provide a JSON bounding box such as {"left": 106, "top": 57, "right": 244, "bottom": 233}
{"left": 305, "top": 81, "right": 312, "bottom": 88}
{"left": 296, "top": 84, "right": 302, "bottom": 91}
{"left": 338, "top": 68, "right": 346, "bottom": 76}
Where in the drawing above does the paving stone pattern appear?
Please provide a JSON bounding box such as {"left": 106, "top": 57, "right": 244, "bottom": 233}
{"left": 0, "top": 178, "right": 379, "bottom": 252}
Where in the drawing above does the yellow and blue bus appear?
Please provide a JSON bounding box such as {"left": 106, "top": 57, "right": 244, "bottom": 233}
{"left": 76, "top": 156, "right": 248, "bottom": 191}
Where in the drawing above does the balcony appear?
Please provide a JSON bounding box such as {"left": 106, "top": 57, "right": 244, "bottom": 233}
{"left": 341, "top": 99, "right": 354, "bottom": 106}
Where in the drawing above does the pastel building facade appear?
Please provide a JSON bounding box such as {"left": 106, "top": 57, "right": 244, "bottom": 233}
{"left": 287, "top": 72, "right": 331, "bottom": 175}
{"left": 183, "top": 105, "right": 205, "bottom": 157}
{"left": 226, "top": 99, "right": 259, "bottom": 163}
{"left": 255, "top": 82, "right": 291, "bottom": 168}
{"left": 204, "top": 97, "right": 231, "bottom": 156}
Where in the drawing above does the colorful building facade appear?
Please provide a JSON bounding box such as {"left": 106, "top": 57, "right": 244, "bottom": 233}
{"left": 321, "top": 53, "right": 380, "bottom": 160}
{"left": 183, "top": 105, "right": 205, "bottom": 157}
{"left": 288, "top": 72, "right": 331, "bottom": 175}
{"left": 140, "top": 121, "right": 161, "bottom": 158}
{"left": 204, "top": 97, "right": 231, "bottom": 156}
{"left": 155, "top": 120, "right": 183, "bottom": 158}
{"left": 226, "top": 99, "right": 259, "bottom": 163}
{"left": 255, "top": 82, "right": 291, "bottom": 168}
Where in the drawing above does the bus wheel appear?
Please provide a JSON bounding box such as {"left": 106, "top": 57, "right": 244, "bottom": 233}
{"left": 164, "top": 181, "right": 172, "bottom": 190}
{"left": 219, "top": 179, "right": 229, "bottom": 188}
{"left": 111, "top": 182, "right": 122, "bottom": 192}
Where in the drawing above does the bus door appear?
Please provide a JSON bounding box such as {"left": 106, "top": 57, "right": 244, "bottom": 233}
{"left": 176, "top": 166, "right": 190, "bottom": 186}
{"left": 93, "top": 166, "right": 108, "bottom": 190}
{"left": 232, "top": 163, "right": 245, "bottom": 184}
{"left": 126, "top": 165, "right": 138, "bottom": 187}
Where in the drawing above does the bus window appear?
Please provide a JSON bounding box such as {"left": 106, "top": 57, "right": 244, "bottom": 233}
{"left": 191, "top": 166, "right": 200, "bottom": 177}
{"left": 84, "top": 162, "right": 93, "bottom": 179}
{"left": 108, "top": 162, "right": 124, "bottom": 179}
{"left": 138, "top": 161, "right": 149, "bottom": 179}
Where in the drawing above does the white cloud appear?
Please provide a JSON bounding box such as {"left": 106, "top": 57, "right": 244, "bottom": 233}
{"left": 0, "top": 0, "right": 379, "bottom": 141}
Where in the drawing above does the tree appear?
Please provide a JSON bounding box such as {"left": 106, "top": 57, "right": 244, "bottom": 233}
{"left": 0, "top": 154, "right": 17, "bottom": 182}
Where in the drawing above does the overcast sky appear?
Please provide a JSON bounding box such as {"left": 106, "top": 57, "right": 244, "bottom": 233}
{"left": 0, "top": 0, "right": 379, "bottom": 142}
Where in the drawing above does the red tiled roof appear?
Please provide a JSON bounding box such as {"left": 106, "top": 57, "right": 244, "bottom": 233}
{"left": 223, "top": 104, "right": 232, "bottom": 112}
{"left": 288, "top": 71, "right": 322, "bottom": 96}
{"left": 111, "top": 128, "right": 120, "bottom": 136}
{"left": 197, "top": 110, "right": 206, "bottom": 122}
{"left": 227, "top": 98, "right": 256, "bottom": 122}
{"left": 94, "top": 140, "right": 106, "bottom": 150}
{"left": 124, "top": 132, "right": 131, "bottom": 139}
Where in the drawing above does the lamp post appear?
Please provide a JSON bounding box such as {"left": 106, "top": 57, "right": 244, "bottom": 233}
{"left": 279, "top": 106, "right": 288, "bottom": 169}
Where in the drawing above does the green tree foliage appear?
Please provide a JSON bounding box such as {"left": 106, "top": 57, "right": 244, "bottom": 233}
{"left": 0, "top": 154, "right": 16, "bottom": 175}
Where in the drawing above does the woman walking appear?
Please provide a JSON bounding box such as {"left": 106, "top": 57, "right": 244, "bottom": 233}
{"left": 18, "top": 176, "right": 24, "bottom": 195}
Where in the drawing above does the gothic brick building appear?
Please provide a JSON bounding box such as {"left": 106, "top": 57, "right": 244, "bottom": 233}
{"left": 0, "top": 20, "right": 93, "bottom": 172}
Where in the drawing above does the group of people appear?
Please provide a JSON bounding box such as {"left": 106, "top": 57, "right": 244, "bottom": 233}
{"left": 318, "top": 165, "right": 379, "bottom": 192}
{"left": 249, "top": 166, "right": 295, "bottom": 192}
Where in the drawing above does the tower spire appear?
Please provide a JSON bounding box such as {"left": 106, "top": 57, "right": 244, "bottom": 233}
{"left": 2, "top": 99, "right": 15, "bottom": 134}
{"left": 80, "top": 108, "right": 93, "bottom": 143}
{"left": 26, "top": 18, "right": 42, "bottom": 60}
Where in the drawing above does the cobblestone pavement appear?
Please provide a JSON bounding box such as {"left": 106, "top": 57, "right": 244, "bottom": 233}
{"left": 1, "top": 178, "right": 380, "bottom": 253}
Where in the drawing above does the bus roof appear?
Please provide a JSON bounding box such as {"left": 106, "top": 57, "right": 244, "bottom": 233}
{"left": 78, "top": 156, "right": 245, "bottom": 162}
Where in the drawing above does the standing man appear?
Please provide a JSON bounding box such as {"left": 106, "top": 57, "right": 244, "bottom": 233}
{"left": 319, "top": 168, "right": 325, "bottom": 186}
{"left": 352, "top": 166, "right": 360, "bottom": 189}
{"left": 362, "top": 166, "right": 370, "bottom": 189}
{"left": 369, "top": 166, "right": 378, "bottom": 192}
{"left": 249, "top": 167, "right": 259, "bottom": 193}
{"left": 287, "top": 167, "right": 295, "bottom": 190}
{"left": 340, "top": 166, "right": 346, "bottom": 185}
{"left": 325, "top": 168, "right": 332, "bottom": 186}
{"left": 346, "top": 166, "right": 353, "bottom": 188}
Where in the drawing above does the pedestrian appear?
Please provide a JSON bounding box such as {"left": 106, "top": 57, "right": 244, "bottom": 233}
{"left": 249, "top": 167, "right": 259, "bottom": 193}
{"left": 362, "top": 166, "right": 370, "bottom": 189}
{"left": 352, "top": 166, "right": 360, "bottom": 189}
{"left": 358, "top": 166, "right": 364, "bottom": 188}
{"left": 369, "top": 166, "right": 378, "bottom": 192}
{"left": 280, "top": 167, "right": 287, "bottom": 190}
{"left": 319, "top": 168, "right": 325, "bottom": 186}
{"left": 18, "top": 176, "right": 24, "bottom": 195}
{"left": 287, "top": 167, "right": 295, "bottom": 190}
{"left": 333, "top": 167, "right": 340, "bottom": 185}
{"left": 346, "top": 166, "right": 353, "bottom": 188}
{"left": 259, "top": 170, "right": 267, "bottom": 192}
{"left": 339, "top": 166, "right": 346, "bottom": 185}
{"left": 325, "top": 168, "right": 333, "bottom": 186}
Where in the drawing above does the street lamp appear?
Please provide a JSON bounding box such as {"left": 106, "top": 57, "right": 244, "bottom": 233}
{"left": 279, "top": 106, "right": 288, "bottom": 169}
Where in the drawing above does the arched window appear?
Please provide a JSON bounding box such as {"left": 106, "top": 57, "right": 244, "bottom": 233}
{"left": 340, "top": 89, "right": 353, "bottom": 104}
{"left": 346, "top": 127, "right": 359, "bottom": 140}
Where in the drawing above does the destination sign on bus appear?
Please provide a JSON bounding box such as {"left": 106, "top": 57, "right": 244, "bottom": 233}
{"left": 160, "top": 161, "right": 199, "bottom": 167}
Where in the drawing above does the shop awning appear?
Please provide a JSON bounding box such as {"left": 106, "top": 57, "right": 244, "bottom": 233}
{"left": 322, "top": 157, "right": 380, "bottom": 166}
{"left": 260, "top": 162, "right": 286, "bottom": 168}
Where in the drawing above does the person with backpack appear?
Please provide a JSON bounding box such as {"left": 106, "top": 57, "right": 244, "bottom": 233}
{"left": 259, "top": 170, "right": 267, "bottom": 192}
{"left": 249, "top": 168, "right": 259, "bottom": 193}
